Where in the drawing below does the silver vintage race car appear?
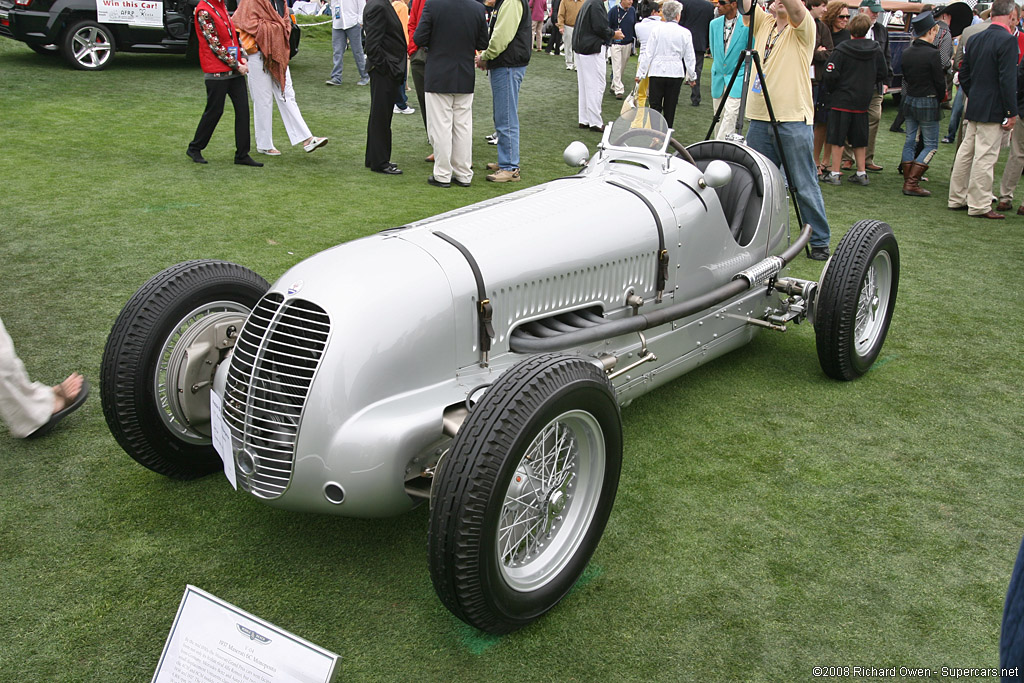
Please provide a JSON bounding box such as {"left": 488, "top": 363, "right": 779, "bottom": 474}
{"left": 101, "top": 110, "right": 899, "bottom": 634}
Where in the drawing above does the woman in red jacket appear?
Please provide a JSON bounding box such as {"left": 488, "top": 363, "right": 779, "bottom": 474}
{"left": 186, "top": 0, "right": 262, "bottom": 166}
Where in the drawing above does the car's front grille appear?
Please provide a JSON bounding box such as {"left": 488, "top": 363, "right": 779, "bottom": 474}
{"left": 222, "top": 292, "right": 330, "bottom": 498}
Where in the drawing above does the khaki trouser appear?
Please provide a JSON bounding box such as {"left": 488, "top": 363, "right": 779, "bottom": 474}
{"left": 0, "top": 317, "right": 52, "bottom": 438}
{"left": 843, "top": 90, "right": 883, "bottom": 165}
{"left": 713, "top": 96, "right": 743, "bottom": 140}
{"left": 998, "top": 117, "right": 1024, "bottom": 203}
{"left": 948, "top": 120, "right": 1004, "bottom": 215}
{"left": 609, "top": 43, "right": 631, "bottom": 96}
{"left": 426, "top": 91, "right": 474, "bottom": 183}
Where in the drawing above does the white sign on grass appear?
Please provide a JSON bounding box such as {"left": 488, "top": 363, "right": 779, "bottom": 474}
{"left": 210, "top": 391, "right": 237, "bottom": 490}
{"left": 153, "top": 585, "right": 339, "bottom": 683}
{"left": 95, "top": 0, "right": 163, "bottom": 27}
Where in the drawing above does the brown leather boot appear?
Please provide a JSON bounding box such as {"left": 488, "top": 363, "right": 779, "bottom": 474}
{"left": 903, "top": 162, "right": 932, "bottom": 197}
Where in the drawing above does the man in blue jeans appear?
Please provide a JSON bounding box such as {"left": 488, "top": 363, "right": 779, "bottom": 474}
{"left": 327, "top": 0, "right": 370, "bottom": 86}
{"left": 739, "top": 0, "right": 831, "bottom": 260}
{"left": 477, "top": 0, "right": 532, "bottom": 183}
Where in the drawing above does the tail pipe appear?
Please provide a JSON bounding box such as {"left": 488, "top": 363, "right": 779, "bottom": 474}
{"left": 509, "top": 224, "right": 813, "bottom": 354}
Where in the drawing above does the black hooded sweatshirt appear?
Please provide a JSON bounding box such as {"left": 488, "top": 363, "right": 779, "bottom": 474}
{"left": 823, "top": 36, "right": 887, "bottom": 112}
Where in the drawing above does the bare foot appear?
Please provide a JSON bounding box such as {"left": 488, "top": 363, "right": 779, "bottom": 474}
{"left": 52, "top": 373, "right": 84, "bottom": 414}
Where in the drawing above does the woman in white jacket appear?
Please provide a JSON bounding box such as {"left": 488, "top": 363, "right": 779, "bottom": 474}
{"left": 635, "top": 0, "right": 696, "bottom": 127}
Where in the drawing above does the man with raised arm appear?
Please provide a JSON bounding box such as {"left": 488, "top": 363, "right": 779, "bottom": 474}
{"left": 737, "top": 0, "right": 831, "bottom": 260}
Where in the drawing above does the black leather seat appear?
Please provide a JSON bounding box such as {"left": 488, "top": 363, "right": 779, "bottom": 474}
{"left": 688, "top": 141, "right": 764, "bottom": 247}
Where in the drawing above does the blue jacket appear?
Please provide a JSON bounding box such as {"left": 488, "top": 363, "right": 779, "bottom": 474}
{"left": 709, "top": 15, "right": 748, "bottom": 100}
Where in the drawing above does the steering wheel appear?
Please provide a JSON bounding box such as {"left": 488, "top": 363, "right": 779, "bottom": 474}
{"left": 611, "top": 127, "right": 697, "bottom": 166}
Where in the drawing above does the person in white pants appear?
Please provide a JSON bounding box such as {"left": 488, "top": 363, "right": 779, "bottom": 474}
{"left": 576, "top": 48, "right": 607, "bottom": 128}
{"left": 234, "top": 0, "right": 328, "bottom": 156}
{"left": 0, "top": 316, "right": 88, "bottom": 439}
{"left": 247, "top": 51, "right": 327, "bottom": 155}
{"left": 573, "top": 0, "right": 621, "bottom": 129}
{"left": 558, "top": 0, "right": 584, "bottom": 69}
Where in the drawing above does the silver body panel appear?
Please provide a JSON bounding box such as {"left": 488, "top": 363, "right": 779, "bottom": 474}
{"left": 213, "top": 141, "right": 792, "bottom": 517}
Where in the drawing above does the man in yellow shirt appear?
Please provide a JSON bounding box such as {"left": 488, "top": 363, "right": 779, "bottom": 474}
{"left": 738, "top": 0, "right": 831, "bottom": 260}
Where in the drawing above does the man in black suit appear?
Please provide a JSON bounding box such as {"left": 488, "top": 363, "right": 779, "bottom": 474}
{"left": 364, "top": 0, "right": 407, "bottom": 174}
{"left": 947, "top": 0, "right": 1019, "bottom": 219}
{"left": 679, "top": 0, "right": 713, "bottom": 106}
{"left": 413, "top": 0, "right": 489, "bottom": 187}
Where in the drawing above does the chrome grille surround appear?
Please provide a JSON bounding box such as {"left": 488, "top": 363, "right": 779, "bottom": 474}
{"left": 222, "top": 293, "right": 330, "bottom": 498}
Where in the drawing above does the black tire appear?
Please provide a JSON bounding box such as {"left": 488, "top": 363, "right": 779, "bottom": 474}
{"left": 814, "top": 220, "right": 899, "bottom": 380}
{"left": 429, "top": 354, "right": 622, "bottom": 634}
{"left": 101, "top": 260, "right": 269, "bottom": 479}
{"left": 61, "top": 20, "right": 115, "bottom": 71}
{"left": 28, "top": 43, "right": 60, "bottom": 56}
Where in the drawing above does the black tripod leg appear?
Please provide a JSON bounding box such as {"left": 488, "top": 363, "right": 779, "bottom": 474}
{"left": 705, "top": 53, "right": 746, "bottom": 141}
{"left": 752, "top": 51, "right": 811, "bottom": 255}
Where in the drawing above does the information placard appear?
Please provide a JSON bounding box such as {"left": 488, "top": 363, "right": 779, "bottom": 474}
{"left": 153, "top": 585, "right": 339, "bottom": 683}
{"left": 96, "top": 0, "right": 163, "bottom": 27}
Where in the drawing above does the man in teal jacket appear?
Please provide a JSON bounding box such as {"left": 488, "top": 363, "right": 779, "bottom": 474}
{"left": 709, "top": 0, "right": 748, "bottom": 139}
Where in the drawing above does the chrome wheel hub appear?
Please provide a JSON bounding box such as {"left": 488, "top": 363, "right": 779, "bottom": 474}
{"left": 854, "top": 251, "right": 892, "bottom": 356}
{"left": 155, "top": 302, "right": 249, "bottom": 443}
{"left": 497, "top": 410, "right": 605, "bottom": 592}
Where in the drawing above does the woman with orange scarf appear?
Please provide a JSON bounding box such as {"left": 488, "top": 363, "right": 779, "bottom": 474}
{"left": 233, "top": 0, "right": 328, "bottom": 156}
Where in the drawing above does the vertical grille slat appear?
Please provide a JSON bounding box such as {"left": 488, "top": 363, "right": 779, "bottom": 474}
{"left": 222, "top": 292, "right": 330, "bottom": 499}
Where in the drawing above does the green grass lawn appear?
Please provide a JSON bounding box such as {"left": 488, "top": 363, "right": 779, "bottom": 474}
{"left": 2, "top": 27, "right": 1023, "bottom": 681}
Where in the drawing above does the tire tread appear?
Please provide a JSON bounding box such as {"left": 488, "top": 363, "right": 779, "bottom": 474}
{"left": 428, "top": 354, "right": 620, "bottom": 633}
{"left": 101, "top": 260, "right": 268, "bottom": 479}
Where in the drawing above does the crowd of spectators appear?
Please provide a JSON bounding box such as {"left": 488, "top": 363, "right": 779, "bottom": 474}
{"left": 183, "top": 0, "right": 1024, "bottom": 238}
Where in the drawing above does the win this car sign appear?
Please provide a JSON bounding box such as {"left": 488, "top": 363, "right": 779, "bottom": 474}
{"left": 96, "top": 0, "right": 163, "bottom": 27}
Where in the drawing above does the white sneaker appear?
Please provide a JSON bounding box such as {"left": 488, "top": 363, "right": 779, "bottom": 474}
{"left": 303, "top": 136, "right": 328, "bottom": 153}
{"left": 394, "top": 105, "right": 415, "bottom": 115}
{"left": 356, "top": 76, "right": 370, "bottom": 86}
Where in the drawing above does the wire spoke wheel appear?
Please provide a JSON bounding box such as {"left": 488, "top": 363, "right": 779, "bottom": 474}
{"left": 429, "top": 354, "right": 622, "bottom": 634}
{"left": 815, "top": 220, "right": 899, "bottom": 380}
{"left": 498, "top": 410, "right": 605, "bottom": 592}
{"left": 854, "top": 251, "right": 892, "bottom": 356}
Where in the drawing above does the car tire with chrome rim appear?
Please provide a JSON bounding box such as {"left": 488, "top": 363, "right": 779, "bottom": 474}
{"left": 101, "top": 260, "right": 268, "bottom": 479}
{"left": 428, "top": 354, "right": 622, "bottom": 634}
{"left": 814, "top": 220, "right": 900, "bottom": 380}
{"left": 61, "top": 20, "right": 116, "bottom": 71}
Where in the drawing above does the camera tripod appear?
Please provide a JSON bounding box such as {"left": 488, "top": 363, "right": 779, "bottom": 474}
{"left": 704, "top": 4, "right": 810, "bottom": 246}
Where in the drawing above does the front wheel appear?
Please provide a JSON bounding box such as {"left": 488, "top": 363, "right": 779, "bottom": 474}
{"left": 429, "top": 354, "right": 622, "bottom": 634}
{"left": 101, "top": 260, "right": 269, "bottom": 479}
{"left": 814, "top": 220, "right": 900, "bottom": 380}
{"left": 62, "top": 20, "right": 115, "bottom": 71}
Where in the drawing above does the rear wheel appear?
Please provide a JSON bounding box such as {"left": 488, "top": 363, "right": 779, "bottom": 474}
{"left": 814, "top": 220, "right": 899, "bottom": 380}
{"left": 429, "top": 354, "right": 622, "bottom": 633}
{"left": 62, "top": 20, "right": 115, "bottom": 71}
{"left": 101, "top": 260, "right": 268, "bottom": 479}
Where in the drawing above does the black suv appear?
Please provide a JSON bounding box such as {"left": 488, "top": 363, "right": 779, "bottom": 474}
{"left": 0, "top": 0, "right": 201, "bottom": 70}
